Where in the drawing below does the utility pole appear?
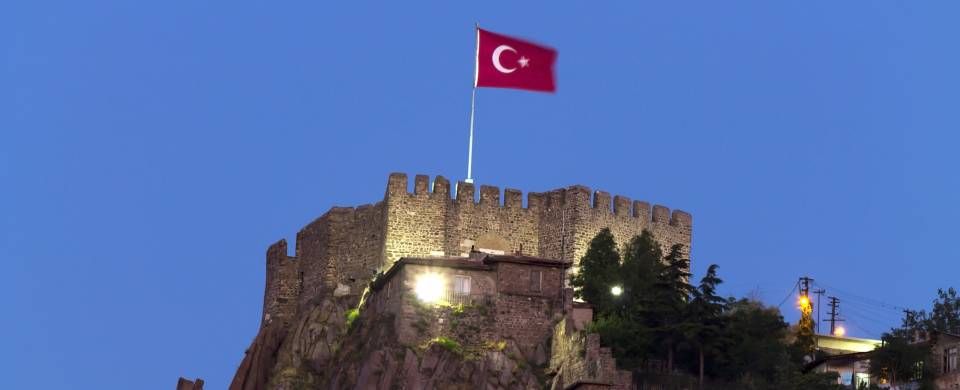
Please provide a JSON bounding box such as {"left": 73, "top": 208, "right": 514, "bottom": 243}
{"left": 824, "top": 296, "right": 844, "bottom": 336}
{"left": 797, "top": 276, "right": 816, "bottom": 357}
{"left": 813, "top": 288, "right": 826, "bottom": 334}
{"left": 799, "top": 276, "right": 813, "bottom": 298}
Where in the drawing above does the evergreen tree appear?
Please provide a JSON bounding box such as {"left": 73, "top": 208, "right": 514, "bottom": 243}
{"left": 570, "top": 228, "right": 621, "bottom": 315}
{"left": 620, "top": 231, "right": 664, "bottom": 316}
{"left": 713, "top": 298, "right": 792, "bottom": 387}
{"left": 650, "top": 243, "right": 695, "bottom": 374}
{"left": 686, "top": 264, "right": 727, "bottom": 389}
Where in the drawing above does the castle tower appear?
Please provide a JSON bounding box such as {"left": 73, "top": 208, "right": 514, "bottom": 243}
{"left": 259, "top": 173, "right": 692, "bottom": 325}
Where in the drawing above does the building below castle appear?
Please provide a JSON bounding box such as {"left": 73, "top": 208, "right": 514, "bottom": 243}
{"left": 347, "top": 251, "right": 632, "bottom": 388}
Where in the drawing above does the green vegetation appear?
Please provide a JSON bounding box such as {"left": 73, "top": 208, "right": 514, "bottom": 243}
{"left": 865, "top": 287, "right": 960, "bottom": 389}
{"left": 483, "top": 340, "right": 507, "bottom": 351}
{"left": 574, "top": 228, "right": 853, "bottom": 390}
{"left": 344, "top": 308, "right": 359, "bottom": 329}
{"left": 429, "top": 336, "right": 463, "bottom": 355}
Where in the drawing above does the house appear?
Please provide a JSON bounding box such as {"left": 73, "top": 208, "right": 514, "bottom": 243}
{"left": 805, "top": 334, "right": 882, "bottom": 387}
{"left": 358, "top": 251, "right": 632, "bottom": 388}
{"left": 365, "top": 252, "right": 571, "bottom": 356}
{"left": 931, "top": 331, "right": 960, "bottom": 389}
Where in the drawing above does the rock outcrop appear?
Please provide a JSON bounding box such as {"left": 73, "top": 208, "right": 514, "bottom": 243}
{"left": 231, "top": 293, "right": 551, "bottom": 390}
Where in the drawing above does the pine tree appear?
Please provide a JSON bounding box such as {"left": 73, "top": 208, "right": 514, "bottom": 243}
{"left": 570, "top": 228, "right": 621, "bottom": 316}
{"left": 686, "top": 264, "right": 726, "bottom": 389}
{"left": 620, "top": 230, "right": 664, "bottom": 316}
{"left": 651, "top": 243, "right": 695, "bottom": 374}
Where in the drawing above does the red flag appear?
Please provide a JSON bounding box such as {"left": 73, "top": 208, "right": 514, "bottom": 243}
{"left": 475, "top": 28, "right": 557, "bottom": 93}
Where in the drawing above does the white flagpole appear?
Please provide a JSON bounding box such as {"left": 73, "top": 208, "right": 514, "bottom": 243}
{"left": 466, "top": 23, "right": 479, "bottom": 183}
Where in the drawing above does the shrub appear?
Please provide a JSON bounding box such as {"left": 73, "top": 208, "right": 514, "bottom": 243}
{"left": 344, "top": 309, "right": 359, "bottom": 329}
{"left": 431, "top": 336, "right": 463, "bottom": 355}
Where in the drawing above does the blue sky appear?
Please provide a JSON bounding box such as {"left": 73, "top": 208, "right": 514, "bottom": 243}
{"left": 3, "top": 1, "right": 958, "bottom": 388}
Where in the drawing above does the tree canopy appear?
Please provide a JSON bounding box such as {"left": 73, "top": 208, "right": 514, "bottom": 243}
{"left": 575, "top": 228, "right": 846, "bottom": 389}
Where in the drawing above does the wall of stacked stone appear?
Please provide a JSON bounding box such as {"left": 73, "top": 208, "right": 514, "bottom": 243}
{"left": 262, "top": 239, "right": 300, "bottom": 325}
{"left": 549, "top": 317, "right": 630, "bottom": 390}
{"left": 385, "top": 264, "right": 499, "bottom": 347}
{"left": 382, "top": 173, "right": 692, "bottom": 266}
{"left": 291, "top": 203, "right": 386, "bottom": 309}
{"left": 492, "top": 260, "right": 568, "bottom": 357}
{"left": 261, "top": 172, "right": 692, "bottom": 327}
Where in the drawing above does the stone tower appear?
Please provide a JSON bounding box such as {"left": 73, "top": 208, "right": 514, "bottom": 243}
{"left": 260, "top": 173, "right": 692, "bottom": 326}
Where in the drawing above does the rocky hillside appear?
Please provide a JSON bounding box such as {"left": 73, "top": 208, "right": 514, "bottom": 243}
{"left": 230, "top": 292, "right": 553, "bottom": 390}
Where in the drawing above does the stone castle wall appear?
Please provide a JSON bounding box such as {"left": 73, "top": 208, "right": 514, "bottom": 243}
{"left": 259, "top": 172, "right": 692, "bottom": 326}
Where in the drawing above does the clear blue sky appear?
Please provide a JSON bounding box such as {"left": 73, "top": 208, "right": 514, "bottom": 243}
{"left": 3, "top": 1, "right": 957, "bottom": 388}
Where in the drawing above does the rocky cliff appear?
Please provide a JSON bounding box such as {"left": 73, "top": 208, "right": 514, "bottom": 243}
{"left": 230, "top": 293, "right": 552, "bottom": 390}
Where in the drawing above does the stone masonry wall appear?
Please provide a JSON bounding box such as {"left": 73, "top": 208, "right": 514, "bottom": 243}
{"left": 493, "top": 261, "right": 567, "bottom": 360}
{"left": 293, "top": 203, "right": 386, "bottom": 309}
{"left": 260, "top": 172, "right": 691, "bottom": 328}
{"left": 388, "top": 264, "right": 500, "bottom": 348}
{"left": 383, "top": 173, "right": 692, "bottom": 270}
{"left": 550, "top": 317, "right": 631, "bottom": 389}
{"left": 262, "top": 239, "right": 300, "bottom": 326}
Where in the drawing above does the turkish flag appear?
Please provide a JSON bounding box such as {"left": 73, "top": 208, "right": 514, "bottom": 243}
{"left": 475, "top": 28, "right": 557, "bottom": 93}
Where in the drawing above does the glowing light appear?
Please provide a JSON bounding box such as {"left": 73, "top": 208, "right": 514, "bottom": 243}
{"left": 834, "top": 326, "right": 846, "bottom": 337}
{"left": 611, "top": 286, "right": 623, "bottom": 296}
{"left": 414, "top": 273, "right": 446, "bottom": 303}
{"left": 799, "top": 296, "right": 810, "bottom": 308}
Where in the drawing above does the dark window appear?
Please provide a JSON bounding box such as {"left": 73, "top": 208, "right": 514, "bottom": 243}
{"left": 530, "top": 270, "right": 542, "bottom": 292}
{"left": 946, "top": 347, "right": 958, "bottom": 373}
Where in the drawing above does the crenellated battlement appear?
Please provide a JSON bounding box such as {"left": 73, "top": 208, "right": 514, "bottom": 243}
{"left": 261, "top": 172, "right": 693, "bottom": 325}
{"left": 381, "top": 172, "right": 691, "bottom": 227}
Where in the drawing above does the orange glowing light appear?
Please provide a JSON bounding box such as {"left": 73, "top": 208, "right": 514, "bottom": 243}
{"left": 799, "top": 296, "right": 810, "bottom": 308}
{"left": 834, "top": 326, "right": 846, "bottom": 337}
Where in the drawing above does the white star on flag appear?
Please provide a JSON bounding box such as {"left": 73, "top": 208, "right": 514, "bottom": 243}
{"left": 518, "top": 56, "right": 530, "bottom": 68}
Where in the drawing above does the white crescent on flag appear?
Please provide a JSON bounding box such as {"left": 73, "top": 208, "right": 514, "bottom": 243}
{"left": 492, "top": 45, "right": 517, "bottom": 74}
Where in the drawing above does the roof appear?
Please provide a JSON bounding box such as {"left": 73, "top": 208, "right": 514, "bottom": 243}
{"left": 803, "top": 351, "right": 874, "bottom": 373}
{"left": 370, "top": 252, "right": 571, "bottom": 291}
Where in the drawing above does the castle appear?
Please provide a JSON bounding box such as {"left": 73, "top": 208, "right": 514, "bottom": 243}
{"left": 260, "top": 172, "right": 693, "bottom": 327}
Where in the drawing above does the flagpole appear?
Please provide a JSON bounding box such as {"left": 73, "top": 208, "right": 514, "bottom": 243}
{"left": 466, "top": 23, "right": 479, "bottom": 184}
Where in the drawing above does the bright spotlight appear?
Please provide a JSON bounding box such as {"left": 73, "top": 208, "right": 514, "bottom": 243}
{"left": 799, "top": 296, "right": 810, "bottom": 308}
{"left": 611, "top": 286, "right": 623, "bottom": 296}
{"left": 834, "top": 326, "right": 846, "bottom": 337}
{"left": 414, "top": 273, "right": 445, "bottom": 303}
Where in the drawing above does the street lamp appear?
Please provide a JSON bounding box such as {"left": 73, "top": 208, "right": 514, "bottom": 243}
{"left": 414, "top": 273, "right": 445, "bottom": 303}
{"left": 611, "top": 285, "right": 623, "bottom": 297}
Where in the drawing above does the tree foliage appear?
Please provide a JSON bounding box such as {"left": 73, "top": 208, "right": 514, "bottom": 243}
{"left": 570, "top": 228, "right": 621, "bottom": 315}
{"left": 865, "top": 288, "right": 960, "bottom": 389}
{"left": 573, "top": 229, "right": 857, "bottom": 389}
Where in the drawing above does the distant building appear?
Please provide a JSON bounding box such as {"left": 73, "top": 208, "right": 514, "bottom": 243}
{"left": 928, "top": 331, "right": 960, "bottom": 389}
{"left": 175, "top": 377, "right": 203, "bottom": 390}
{"left": 806, "top": 334, "right": 882, "bottom": 388}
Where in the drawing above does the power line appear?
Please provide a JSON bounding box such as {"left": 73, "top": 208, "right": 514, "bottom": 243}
{"left": 814, "top": 281, "right": 910, "bottom": 312}
{"left": 777, "top": 281, "right": 800, "bottom": 309}
{"left": 843, "top": 311, "right": 883, "bottom": 337}
{"left": 837, "top": 303, "right": 889, "bottom": 334}
{"left": 842, "top": 300, "right": 904, "bottom": 321}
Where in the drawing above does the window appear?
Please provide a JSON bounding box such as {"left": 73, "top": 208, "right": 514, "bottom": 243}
{"left": 453, "top": 275, "right": 471, "bottom": 295}
{"left": 946, "top": 347, "right": 958, "bottom": 373}
{"left": 530, "top": 270, "right": 543, "bottom": 292}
